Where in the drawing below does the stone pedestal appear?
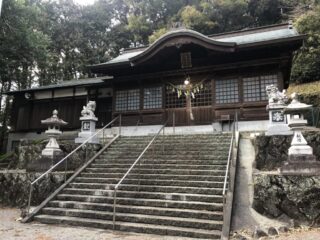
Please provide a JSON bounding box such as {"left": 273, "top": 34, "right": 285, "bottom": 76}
{"left": 42, "top": 134, "right": 62, "bottom": 157}
{"left": 266, "top": 104, "right": 292, "bottom": 136}
{"left": 27, "top": 152, "right": 65, "bottom": 172}
{"left": 75, "top": 116, "right": 99, "bottom": 144}
{"left": 281, "top": 130, "right": 320, "bottom": 175}
{"left": 280, "top": 93, "right": 320, "bottom": 175}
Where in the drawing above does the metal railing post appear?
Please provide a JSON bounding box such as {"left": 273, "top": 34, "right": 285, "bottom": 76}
{"left": 162, "top": 126, "right": 165, "bottom": 153}
{"left": 119, "top": 114, "right": 122, "bottom": 136}
{"left": 113, "top": 189, "right": 117, "bottom": 229}
{"left": 85, "top": 143, "right": 88, "bottom": 161}
{"left": 138, "top": 160, "right": 141, "bottom": 191}
{"left": 102, "top": 128, "right": 105, "bottom": 144}
{"left": 173, "top": 111, "right": 175, "bottom": 135}
{"left": 64, "top": 159, "right": 67, "bottom": 182}
{"left": 27, "top": 184, "right": 33, "bottom": 214}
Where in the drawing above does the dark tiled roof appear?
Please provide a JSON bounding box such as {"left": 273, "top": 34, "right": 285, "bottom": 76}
{"left": 7, "top": 76, "right": 113, "bottom": 94}
{"left": 90, "top": 23, "right": 302, "bottom": 68}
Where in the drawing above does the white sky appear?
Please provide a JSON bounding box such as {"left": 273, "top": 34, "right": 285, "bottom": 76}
{"left": 74, "top": 0, "right": 96, "bottom": 6}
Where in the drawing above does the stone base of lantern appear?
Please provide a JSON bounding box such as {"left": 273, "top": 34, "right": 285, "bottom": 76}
{"left": 280, "top": 159, "right": 320, "bottom": 175}
{"left": 27, "top": 151, "right": 65, "bottom": 172}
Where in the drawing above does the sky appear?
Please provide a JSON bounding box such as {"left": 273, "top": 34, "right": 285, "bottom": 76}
{"left": 74, "top": 0, "right": 96, "bottom": 6}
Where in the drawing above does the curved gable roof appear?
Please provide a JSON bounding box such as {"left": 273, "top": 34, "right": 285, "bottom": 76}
{"left": 129, "top": 29, "right": 236, "bottom": 66}
{"left": 90, "top": 23, "right": 304, "bottom": 71}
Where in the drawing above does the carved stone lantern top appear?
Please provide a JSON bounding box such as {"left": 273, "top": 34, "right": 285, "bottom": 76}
{"left": 284, "top": 93, "right": 312, "bottom": 113}
{"left": 41, "top": 110, "right": 68, "bottom": 126}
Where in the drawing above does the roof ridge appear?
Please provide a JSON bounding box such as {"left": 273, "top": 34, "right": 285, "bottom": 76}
{"left": 208, "top": 22, "right": 290, "bottom": 39}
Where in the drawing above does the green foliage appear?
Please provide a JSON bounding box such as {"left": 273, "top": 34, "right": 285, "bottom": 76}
{"left": 179, "top": 5, "right": 217, "bottom": 34}
{"left": 126, "top": 15, "right": 152, "bottom": 46}
{"left": 0, "top": 152, "right": 14, "bottom": 163}
{"left": 149, "top": 28, "right": 168, "bottom": 44}
{"left": 291, "top": 6, "right": 320, "bottom": 83}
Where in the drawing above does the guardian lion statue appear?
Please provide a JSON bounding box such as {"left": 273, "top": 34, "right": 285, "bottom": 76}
{"left": 266, "top": 84, "right": 288, "bottom": 105}
{"left": 81, "top": 101, "right": 96, "bottom": 118}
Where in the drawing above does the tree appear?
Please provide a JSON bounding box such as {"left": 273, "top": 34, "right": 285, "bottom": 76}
{"left": 291, "top": 6, "right": 320, "bottom": 83}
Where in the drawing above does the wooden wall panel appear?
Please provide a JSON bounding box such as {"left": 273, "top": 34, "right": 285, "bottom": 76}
{"left": 241, "top": 107, "right": 268, "bottom": 120}
{"left": 192, "top": 107, "right": 213, "bottom": 124}
{"left": 142, "top": 113, "right": 164, "bottom": 125}
{"left": 166, "top": 108, "right": 187, "bottom": 126}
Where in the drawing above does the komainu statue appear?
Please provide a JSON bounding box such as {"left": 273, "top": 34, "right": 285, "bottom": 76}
{"left": 81, "top": 101, "right": 97, "bottom": 118}
{"left": 266, "top": 84, "right": 288, "bottom": 105}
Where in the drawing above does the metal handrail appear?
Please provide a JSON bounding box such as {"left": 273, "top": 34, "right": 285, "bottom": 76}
{"left": 27, "top": 114, "right": 122, "bottom": 213}
{"left": 112, "top": 121, "right": 168, "bottom": 229}
{"left": 222, "top": 112, "right": 237, "bottom": 197}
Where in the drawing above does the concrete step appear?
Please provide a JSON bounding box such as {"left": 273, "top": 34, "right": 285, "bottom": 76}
{"left": 69, "top": 182, "right": 225, "bottom": 191}
{"left": 48, "top": 201, "right": 223, "bottom": 221}
{"left": 109, "top": 142, "right": 230, "bottom": 150}
{"left": 104, "top": 149, "right": 229, "bottom": 155}
{"left": 84, "top": 168, "right": 226, "bottom": 175}
{"left": 74, "top": 177, "right": 225, "bottom": 188}
{"left": 89, "top": 163, "right": 227, "bottom": 170}
{"left": 41, "top": 207, "right": 223, "bottom": 230}
{"left": 34, "top": 215, "right": 222, "bottom": 239}
{"left": 63, "top": 186, "right": 223, "bottom": 198}
{"left": 80, "top": 172, "right": 226, "bottom": 181}
{"left": 94, "top": 159, "right": 228, "bottom": 165}
{"left": 98, "top": 155, "right": 228, "bottom": 160}
{"left": 56, "top": 194, "right": 223, "bottom": 211}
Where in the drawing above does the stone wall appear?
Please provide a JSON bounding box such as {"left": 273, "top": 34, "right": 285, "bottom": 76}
{"left": 253, "top": 174, "right": 320, "bottom": 225}
{"left": 7, "top": 139, "right": 100, "bottom": 171}
{"left": 0, "top": 170, "right": 71, "bottom": 207}
{"left": 253, "top": 131, "right": 320, "bottom": 171}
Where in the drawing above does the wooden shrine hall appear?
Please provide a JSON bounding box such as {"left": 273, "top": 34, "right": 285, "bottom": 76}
{"left": 7, "top": 22, "right": 304, "bottom": 148}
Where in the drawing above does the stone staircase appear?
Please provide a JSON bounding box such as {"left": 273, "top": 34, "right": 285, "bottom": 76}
{"left": 34, "top": 133, "right": 232, "bottom": 239}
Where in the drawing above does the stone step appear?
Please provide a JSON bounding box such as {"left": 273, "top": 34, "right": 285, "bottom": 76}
{"left": 41, "top": 207, "right": 223, "bottom": 230}
{"left": 74, "top": 177, "right": 225, "bottom": 188}
{"left": 34, "top": 215, "right": 222, "bottom": 239}
{"left": 108, "top": 143, "right": 230, "bottom": 150}
{"left": 56, "top": 194, "right": 223, "bottom": 211}
{"left": 80, "top": 173, "right": 226, "bottom": 181}
{"left": 69, "top": 179, "right": 223, "bottom": 192}
{"left": 104, "top": 149, "right": 229, "bottom": 155}
{"left": 61, "top": 188, "right": 222, "bottom": 202}
{"left": 84, "top": 168, "right": 226, "bottom": 176}
{"left": 48, "top": 201, "right": 223, "bottom": 221}
{"left": 94, "top": 159, "right": 228, "bottom": 165}
{"left": 98, "top": 155, "right": 228, "bottom": 160}
{"left": 89, "top": 163, "right": 227, "bottom": 170}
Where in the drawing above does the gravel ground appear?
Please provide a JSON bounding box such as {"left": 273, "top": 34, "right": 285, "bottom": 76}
{"left": 1, "top": 207, "right": 320, "bottom": 240}
{"left": 0, "top": 207, "right": 193, "bottom": 240}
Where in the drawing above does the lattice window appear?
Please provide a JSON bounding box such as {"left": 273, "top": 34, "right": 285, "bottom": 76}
{"left": 115, "top": 89, "right": 140, "bottom": 111}
{"left": 243, "top": 76, "right": 261, "bottom": 102}
{"left": 215, "top": 79, "right": 239, "bottom": 104}
{"left": 243, "top": 74, "right": 278, "bottom": 102}
{"left": 144, "top": 87, "right": 162, "bottom": 109}
{"left": 166, "top": 84, "right": 186, "bottom": 108}
{"left": 180, "top": 52, "right": 192, "bottom": 68}
{"left": 191, "top": 81, "right": 212, "bottom": 107}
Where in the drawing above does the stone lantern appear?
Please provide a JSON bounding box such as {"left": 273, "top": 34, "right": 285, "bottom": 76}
{"left": 281, "top": 93, "right": 320, "bottom": 174}
{"left": 41, "top": 110, "right": 68, "bottom": 157}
